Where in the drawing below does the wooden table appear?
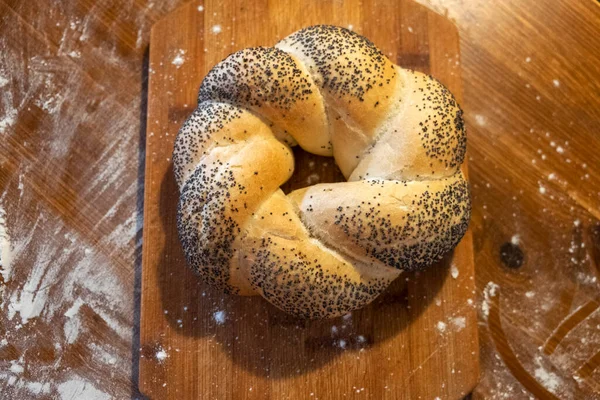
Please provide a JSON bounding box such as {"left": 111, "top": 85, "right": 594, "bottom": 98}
{"left": 0, "top": 0, "right": 598, "bottom": 399}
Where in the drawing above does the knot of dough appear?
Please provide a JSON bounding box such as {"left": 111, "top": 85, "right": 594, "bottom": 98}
{"left": 173, "top": 25, "right": 470, "bottom": 319}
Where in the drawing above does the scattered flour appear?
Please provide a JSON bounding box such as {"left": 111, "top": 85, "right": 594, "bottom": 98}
{"left": 525, "top": 56, "right": 531, "bottom": 62}
{"left": 197, "top": 5, "right": 204, "bottom": 11}
{"left": 337, "top": 339, "right": 347, "bottom": 349}
{"left": 436, "top": 321, "right": 447, "bottom": 333}
{"left": 0, "top": 206, "right": 14, "bottom": 281}
{"left": 57, "top": 376, "right": 111, "bottom": 400}
{"left": 0, "top": 108, "right": 16, "bottom": 134}
{"left": 9, "top": 362, "right": 24, "bottom": 374}
{"left": 213, "top": 310, "right": 226, "bottom": 325}
{"left": 511, "top": 234, "right": 520, "bottom": 245}
{"left": 64, "top": 298, "right": 85, "bottom": 344}
{"left": 474, "top": 114, "right": 487, "bottom": 126}
{"left": 450, "top": 317, "right": 466, "bottom": 331}
{"left": 525, "top": 291, "right": 535, "bottom": 298}
{"left": 539, "top": 185, "right": 546, "bottom": 195}
{"left": 306, "top": 173, "right": 320, "bottom": 185}
{"left": 482, "top": 282, "right": 500, "bottom": 319}
{"left": 534, "top": 365, "right": 561, "bottom": 394}
{"left": 0, "top": 74, "right": 8, "bottom": 87}
{"left": 347, "top": 24, "right": 354, "bottom": 31}
{"left": 211, "top": 25, "right": 222, "bottom": 34}
{"left": 552, "top": 79, "right": 560, "bottom": 88}
{"left": 171, "top": 50, "right": 186, "bottom": 68}
{"left": 155, "top": 347, "right": 168, "bottom": 363}
{"left": 450, "top": 264, "right": 459, "bottom": 279}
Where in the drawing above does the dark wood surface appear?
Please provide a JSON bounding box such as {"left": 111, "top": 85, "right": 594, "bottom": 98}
{"left": 139, "top": 1, "right": 477, "bottom": 399}
{"left": 0, "top": 0, "right": 598, "bottom": 399}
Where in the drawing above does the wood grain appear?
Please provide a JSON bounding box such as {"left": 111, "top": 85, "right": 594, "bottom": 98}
{"left": 0, "top": 0, "right": 598, "bottom": 399}
{"left": 139, "top": 1, "right": 478, "bottom": 399}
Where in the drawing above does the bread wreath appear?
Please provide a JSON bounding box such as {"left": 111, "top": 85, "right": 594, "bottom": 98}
{"left": 173, "top": 25, "right": 470, "bottom": 319}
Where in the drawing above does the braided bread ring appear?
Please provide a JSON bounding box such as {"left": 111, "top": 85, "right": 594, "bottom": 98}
{"left": 173, "top": 25, "right": 470, "bottom": 319}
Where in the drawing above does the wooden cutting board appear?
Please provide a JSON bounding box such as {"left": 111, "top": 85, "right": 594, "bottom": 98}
{"left": 139, "top": 1, "right": 479, "bottom": 399}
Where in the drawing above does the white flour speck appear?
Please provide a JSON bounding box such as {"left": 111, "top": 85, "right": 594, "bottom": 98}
{"left": 0, "top": 207, "right": 14, "bottom": 281}
{"left": 450, "top": 317, "right": 466, "bottom": 331}
{"left": 548, "top": 173, "right": 556, "bottom": 180}
{"left": 436, "top": 321, "right": 447, "bottom": 333}
{"left": 539, "top": 185, "right": 546, "bottom": 194}
{"left": 534, "top": 365, "right": 561, "bottom": 394}
{"left": 474, "top": 114, "right": 487, "bottom": 126}
{"left": 450, "top": 264, "right": 459, "bottom": 279}
{"left": 347, "top": 24, "right": 354, "bottom": 31}
{"left": 211, "top": 25, "right": 222, "bottom": 34}
{"left": 213, "top": 310, "right": 226, "bottom": 325}
{"left": 552, "top": 79, "right": 560, "bottom": 88}
{"left": 156, "top": 347, "right": 168, "bottom": 362}
{"left": 525, "top": 291, "right": 535, "bottom": 298}
{"left": 197, "top": 5, "right": 204, "bottom": 11}
{"left": 556, "top": 146, "right": 564, "bottom": 154}
{"left": 171, "top": 50, "right": 186, "bottom": 68}
{"left": 482, "top": 282, "right": 499, "bottom": 319}
{"left": 337, "top": 339, "right": 347, "bottom": 349}
{"left": 407, "top": 26, "right": 413, "bottom": 33}
{"left": 573, "top": 219, "right": 581, "bottom": 227}
{"left": 57, "top": 376, "right": 111, "bottom": 400}
{"left": 10, "top": 362, "right": 24, "bottom": 374}
{"left": 0, "top": 108, "right": 16, "bottom": 133}
{"left": 525, "top": 57, "right": 531, "bottom": 62}
{"left": 511, "top": 234, "right": 520, "bottom": 245}
{"left": 306, "top": 173, "right": 320, "bottom": 185}
{"left": 0, "top": 74, "right": 8, "bottom": 87}
{"left": 64, "top": 298, "right": 85, "bottom": 344}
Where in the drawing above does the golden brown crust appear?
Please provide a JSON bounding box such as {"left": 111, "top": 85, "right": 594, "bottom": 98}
{"left": 173, "top": 25, "right": 470, "bottom": 319}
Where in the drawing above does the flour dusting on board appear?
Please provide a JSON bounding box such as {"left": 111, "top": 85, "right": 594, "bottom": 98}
{"left": 0, "top": 206, "right": 14, "bottom": 281}
{"left": 172, "top": 49, "right": 186, "bottom": 68}
{"left": 57, "top": 376, "right": 111, "bottom": 400}
{"left": 213, "top": 310, "right": 226, "bottom": 325}
{"left": 481, "top": 281, "right": 499, "bottom": 319}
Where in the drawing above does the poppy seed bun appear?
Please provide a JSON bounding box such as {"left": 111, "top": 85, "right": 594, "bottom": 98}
{"left": 173, "top": 25, "right": 470, "bottom": 319}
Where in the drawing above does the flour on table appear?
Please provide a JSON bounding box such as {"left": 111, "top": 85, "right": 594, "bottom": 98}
{"left": 64, "top": 298, "right": 84, "bottom": 344}
{"left": 534, "top": 363, "right": 562, "bottom": 394}
{"left": 306, "top": 173, "right": 320, "bottom": 185}
{"left": 171, "top": 50, "right": 186, "bottom": 68}
{"left": 511, "top": 234, "right": 520, "bottom": 245}
{"left": 436, "top": 321, "right": 447, "bottom": 333}
{"left": 0, "top": 206, "right": 14, "bottom": 281}
{"left": 0, "top": 108, "right": 16, "bottom": 134}
{"left": 213, "top": 310, "right": 226, "bottom": 325}
{"left": 450, "top": 263, "right": 459, "bottom": 279}
{"left": 211, "top": 25, "right": 222, "bottom": 34}
{"left": 155, "top": 347, "right": 168, "bottom": 363}
{"left": 450, "top": 316, "right": 466, "bottom": 331}
{"left": 57, "top": 376, "right": 111, "bottom": 400}
{"left": 482, "top": 282, "right": 499, "bottom": 319}
{"left": 474, "top": 114, "right": 487, "bottom": 126}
